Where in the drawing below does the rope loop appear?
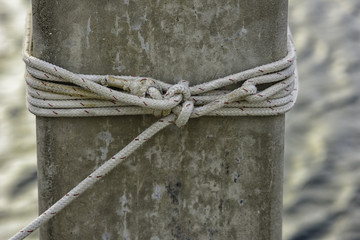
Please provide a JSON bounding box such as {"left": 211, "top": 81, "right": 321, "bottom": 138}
{"left": 174, "top": 100, "right": 194, "bottom": 127}
{"left": 164, "top": 80, "right": 191, "bottom": 101}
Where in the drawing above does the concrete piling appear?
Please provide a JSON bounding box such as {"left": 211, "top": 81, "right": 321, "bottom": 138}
{"left": 32, "top": 0, "right": 288, "bottom": 239}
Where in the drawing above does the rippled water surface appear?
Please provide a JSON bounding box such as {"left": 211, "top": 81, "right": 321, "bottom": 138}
{"left": 1, "top": 0, "right": 359, "bottom": 239}
{"left": 284, "top": 1, "right": 360, "bottom": 239}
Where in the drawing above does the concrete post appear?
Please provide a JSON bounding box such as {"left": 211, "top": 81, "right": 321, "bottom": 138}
{"left": 32, "top": 0, "right": 288, "bottom": 239}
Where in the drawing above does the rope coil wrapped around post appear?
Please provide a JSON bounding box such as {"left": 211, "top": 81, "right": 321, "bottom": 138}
{"left": 24, "top": 21, "right": 298, "bottom": 122}
{"left": 10, "top": 15, "right": 298, "bottom": 240}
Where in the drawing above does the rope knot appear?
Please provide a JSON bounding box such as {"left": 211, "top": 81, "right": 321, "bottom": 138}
{"left": 163, "top": 81, "right": 194, "bottom": 127}
{"left": 173, "top": 100, "right": 194, "bottom": 127}
{"left": 164, "top": 80, "right": 191, "bottom": 101}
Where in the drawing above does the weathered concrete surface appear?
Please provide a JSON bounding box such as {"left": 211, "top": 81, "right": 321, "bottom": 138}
{"left": 33, "top": 0, "right": 288, "bottom": 239}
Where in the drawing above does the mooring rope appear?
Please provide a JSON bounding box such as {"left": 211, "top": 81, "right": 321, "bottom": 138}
{"left": 10, "top": 15, "right": 298, "bottom": 240}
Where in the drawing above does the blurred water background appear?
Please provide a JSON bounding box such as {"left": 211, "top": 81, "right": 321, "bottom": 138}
{"left": 0, "top": 0, "right": 359, "bottom": 239}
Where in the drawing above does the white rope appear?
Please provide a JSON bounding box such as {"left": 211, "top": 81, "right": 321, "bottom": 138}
{"left": 10, "top": 15, "right": 298, "bottom": 240}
